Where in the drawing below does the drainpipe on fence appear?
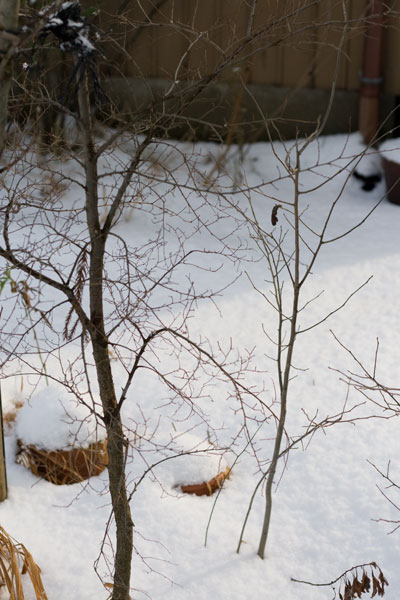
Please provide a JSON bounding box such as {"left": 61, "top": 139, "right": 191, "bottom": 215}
{"left": 358, "top": 0, "right": 384, "bottom": 145}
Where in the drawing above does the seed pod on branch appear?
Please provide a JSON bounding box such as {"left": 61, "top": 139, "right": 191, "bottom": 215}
{"left": 271, "top": 204, "right": 282, "bottom": 226}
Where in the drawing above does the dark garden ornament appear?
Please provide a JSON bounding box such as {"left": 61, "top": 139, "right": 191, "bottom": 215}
{"left": 36, "top": 1, "right": 106, "bottom": 105}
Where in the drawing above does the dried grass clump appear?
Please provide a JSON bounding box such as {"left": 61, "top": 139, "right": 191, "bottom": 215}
{"left": 0, "top": 525, "right": 47, "bottom": 599}
{"left": 3, "top": 401, "right": 24, "bottom": 433}
{"left": 180, "top": 466, "right": 231, "bottom": 496}
{"left": 16, "top": 439, "right": 108, "bottom": 485}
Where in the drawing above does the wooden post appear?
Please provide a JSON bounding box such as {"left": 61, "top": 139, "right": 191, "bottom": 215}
{"left": 358, "top": 0, "right": 384, "bottom": 145}
{"left": 0, "top": 385, "right": 7, "bottom": 501}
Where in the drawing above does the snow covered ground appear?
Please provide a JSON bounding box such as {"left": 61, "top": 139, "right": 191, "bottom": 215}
{"left": 1, "top": 131, "right": 400, "bottom": 599}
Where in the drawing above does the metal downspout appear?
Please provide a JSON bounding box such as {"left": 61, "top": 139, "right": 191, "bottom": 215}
{"left": 358, "top": 0, "right": 384, "bottom": 144}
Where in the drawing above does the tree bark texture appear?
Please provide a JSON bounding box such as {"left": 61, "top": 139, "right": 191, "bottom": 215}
{"left": 89, "top": 240, "right": 134, "bottom": 600}
{"left": 0, "top": 0, "right": 20, "bottom": 155}
{"left": 78, "top": 75, "right": 133, "bottom": 600}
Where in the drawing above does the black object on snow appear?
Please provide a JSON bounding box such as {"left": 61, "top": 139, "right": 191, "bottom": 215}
{"left": 353, "top": 170, "right": 382, "bottom": 192}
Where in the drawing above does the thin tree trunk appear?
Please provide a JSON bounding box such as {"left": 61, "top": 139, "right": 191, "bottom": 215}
{"left": 78, "top": 72, "right": 133, "bottom": 600}
{"left": 91, "top": 324, "right": 133, "bottom": 600}
{"left": 257, "top": 157, "right": 301, "bottom": 559}
{"left": 0, "top": 0, "right": 20, "bottom": 155}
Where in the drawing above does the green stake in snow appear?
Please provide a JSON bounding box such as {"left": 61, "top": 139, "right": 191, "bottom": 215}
{"left": 0, "top": 385, "right": 7, "bottom": 501}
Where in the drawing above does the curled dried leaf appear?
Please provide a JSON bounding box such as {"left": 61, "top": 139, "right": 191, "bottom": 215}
{"left": 343, "top": 579, "right": 352, "bottom": 600}
{"left": 378, "top": 570, "right": 388, "bottom": 587}
{"left": 371, "top": 575, "right": 382, "bottom": 598}
{"left": 271, "top": 204, "right": 282, "bottom": 226}
{"left": 351, "top": 576, "right": 363, "bottom": 598}
{"left": 361, "top": 571, "right": 370, "bottom": 593}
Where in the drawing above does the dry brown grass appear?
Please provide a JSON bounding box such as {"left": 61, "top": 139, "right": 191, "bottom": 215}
{"left": 0, "top": 525, "right": 47, "bottom": 599}
{"left": 16, "top": 439, "right": 108, "bottom": 485}
{"left": 3, "top": 401, "right": 24, "bottom": 433}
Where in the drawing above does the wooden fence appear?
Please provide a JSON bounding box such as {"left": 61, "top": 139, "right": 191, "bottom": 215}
{"left": 95, "top": 0, "right": 400, "bottom": 96}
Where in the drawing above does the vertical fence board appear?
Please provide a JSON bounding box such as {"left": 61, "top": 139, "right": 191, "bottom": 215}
{"left": 150, "top": 1, "right": 190, "bottom": 80}
{"left": 346, "top": 0, "right": 365, "bottom": 91}
{"left": 251, "top": 0, "right": 284, "bottom": 85}
{"left": 383, "top": 0, "right": 400, "bottom": 95}
{"left": 314, "top": 0, "right": 348, "bottom": 90}
{"left": 98, "top": 0, "right": 156, "bottom": 78}
{"left": 217, "top": 0, "right": 248, "bottom": 79}
{"left": 183, "top": 0, "right": 221, "bottom": 78}
{"left": 281, "top": 1, "right": 318, "bottom": 89}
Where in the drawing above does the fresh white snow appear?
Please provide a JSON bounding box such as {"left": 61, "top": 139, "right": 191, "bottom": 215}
{"left": 379, "top": 137, "right": 400, "bottom": 164}
{"left": 1, "top": 130, "right": 400, "bottom": 600}
{"left": 15, "top": 386, "right": 106, "bottom": 450}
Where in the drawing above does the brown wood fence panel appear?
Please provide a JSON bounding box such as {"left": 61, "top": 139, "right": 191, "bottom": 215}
{"left": 346, "top": 0, "right": 365, "bottom": 91}
{"left": 313, "top": 0, "right": 348, "bottom": 90}
{"left": 280, "top": 1, "right": 318, "bottom": 89}
{"left": 96, "top": 0, "right": 397, "bottom": 96}
{"left": 150, "top": 1, "right": 189, "bottom": 79}
{"left": 184, "top": 0, "right": 222, "bottom": 79}
{"left": 383, "top": 0, "right": 400, "bottom": 95}
{"left": 251, "top": 1, "right": 285, "bottom": 86}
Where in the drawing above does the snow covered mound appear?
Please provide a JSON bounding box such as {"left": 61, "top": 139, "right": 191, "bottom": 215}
{"left": 172, "top": 450, "right": 229, "bottom": 488}
{"left": 160, "top": 434, "right": 231, "bottom": 489}
{"left": 350, "top": 132, "right": 382, "bottom": 175}
{"left": 15, "top": 387, "right": 106, "bottom": 450}
{"left": 380, "top": 138, "right": 400, "bottom": 164}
